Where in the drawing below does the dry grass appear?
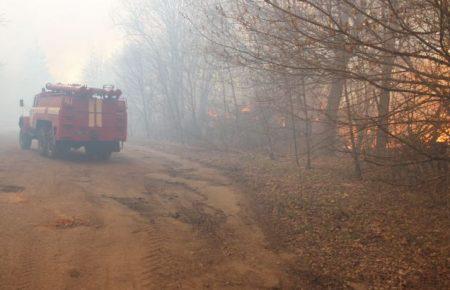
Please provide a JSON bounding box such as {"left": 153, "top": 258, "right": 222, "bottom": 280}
{"left": 147, "top": 141, "right": 449, "bottom": 289}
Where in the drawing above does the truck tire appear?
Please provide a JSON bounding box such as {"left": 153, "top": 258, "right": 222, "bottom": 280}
{"left": 38, "top": 127, "right": 49, "bottom": 157}
{"left": 19, "top": 131, "right": 32, "bottom": 150}
{"left": 38, "top": 126, "right": 60, "bottom": 158}
{"left": 46, "top": 128, "right": 59, "bottom": 159}
{"left": 97, "top": 150, "right": 112, "bottom": 161}
{"left": 85, "top": 145, "right": 111, "bottom": 161}
{"left": 85, "top": 145, "right": 96, "bottom": 160}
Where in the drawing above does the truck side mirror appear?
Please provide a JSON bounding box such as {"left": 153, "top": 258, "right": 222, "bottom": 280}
{"left": 20, "top": 99, "right": 24, "bottom": 107}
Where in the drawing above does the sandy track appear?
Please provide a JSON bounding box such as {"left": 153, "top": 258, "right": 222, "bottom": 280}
{"left": 0, "top": 132, "right": 289, "bottom": 289}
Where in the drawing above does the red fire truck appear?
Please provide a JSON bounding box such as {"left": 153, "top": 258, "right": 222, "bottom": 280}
{"left": 19, "top": 83, "right": 127, "bottom": 160}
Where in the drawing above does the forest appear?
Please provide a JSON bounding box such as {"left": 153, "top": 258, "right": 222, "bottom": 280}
{"left": 94, "top": 0, "right": 449, "bottom": 192}
{"left": 96, "top": 2, "right": 448, "bottom": 287}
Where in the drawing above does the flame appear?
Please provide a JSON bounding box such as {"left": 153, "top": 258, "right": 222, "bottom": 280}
{"left": 208, "top": 109, "right": 218, "bottom": 118}
{"left": 241, "top": 105, "right": 251, "bottom": 113}
{"left": 437, "top": 128, "right": 450, "bottom": 143}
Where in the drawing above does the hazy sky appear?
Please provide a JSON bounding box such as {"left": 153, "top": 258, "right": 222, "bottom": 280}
{"left": 0, "top": 0, "right": 124, "bottom": 128}
{"left": 0, "top": 0, "right": 123, "bottom": 82}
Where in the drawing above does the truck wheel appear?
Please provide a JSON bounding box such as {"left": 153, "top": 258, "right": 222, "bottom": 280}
{"left": 38, "top": 126, "right": 59, "bottom": 158}
{"left": 45, "top": 128, "right": 58, "bottom": 159}
{"left": 85, "top": 145, "right": 96, "bottom": 160}
{"left": 19, "top": 131, "right": 32, "bottom": 150}
{"left": 85, "top": 145, "right": 111, "bottom": 161}
{"left": 56, "top": 143, "right": 70, "bottom": 158}
{"left": 97, "top": 150, "right": 112, "bottom": 161}
{"left": 38, "top": 128, "right": 49, "bottom": 156}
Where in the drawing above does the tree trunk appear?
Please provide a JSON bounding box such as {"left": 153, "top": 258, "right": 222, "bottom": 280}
{"left": 301, "top": 76, "right": 312, "bottom": 169}
{"left": 344, "top": 82, "right": 362, "bottom": 179}
{"left": 324, "top": 48, "right": 349, "bottom": 154}
{"left": 376, "top": 50, "right": 395, "bottom": 154}
{"left": 376, "top": 3, "right": 396, "bottom": 154}
{"left": 227, "top": 67, "right": 241, "bottom": 136}
{"left": 287, "top": 79, "right": 300, "bottom": 167}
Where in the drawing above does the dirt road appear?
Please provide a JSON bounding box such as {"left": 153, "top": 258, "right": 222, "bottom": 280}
{"left": 0, "top": 132, "right": 290, "bottom": 289}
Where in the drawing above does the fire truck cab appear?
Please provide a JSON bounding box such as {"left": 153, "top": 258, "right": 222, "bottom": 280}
{"left": 19, "top": 83, "right": 127, "bottom": 160}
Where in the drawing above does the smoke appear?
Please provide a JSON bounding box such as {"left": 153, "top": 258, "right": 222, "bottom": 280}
{"left": 0, "top": 0, "right": 122, "bottom": 130}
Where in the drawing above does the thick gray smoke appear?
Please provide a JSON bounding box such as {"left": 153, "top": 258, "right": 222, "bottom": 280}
{"left": 0, "top": 0, "right": 121, "bottom": 130}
